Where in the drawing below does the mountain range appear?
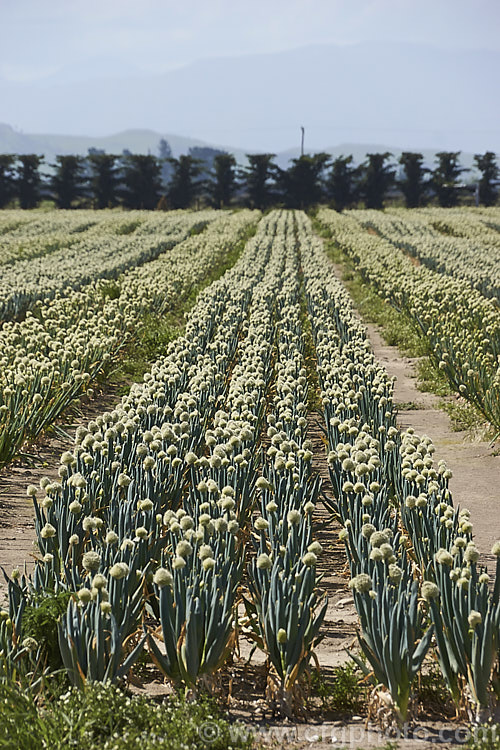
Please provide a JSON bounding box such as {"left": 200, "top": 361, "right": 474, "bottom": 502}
{"left": 0, "top": 41, "right": 498, "bottom": 157}
{"left": 0, "top": 123, "right": 486, "bottom": 176}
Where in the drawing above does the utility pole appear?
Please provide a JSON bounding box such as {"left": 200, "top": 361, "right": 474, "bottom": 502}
{"left": 300, "top": 126, "right": 305, "bottom": 157}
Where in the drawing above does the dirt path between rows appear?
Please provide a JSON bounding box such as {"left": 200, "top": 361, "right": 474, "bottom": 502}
{"left": 0, "top": 385, "right": 125, "bottom": 600}
{"left": 326, "top": 255, "right": 500, "bottom": 566}
{"left": 366, "top": 322, "right": 500, "bottom": 567}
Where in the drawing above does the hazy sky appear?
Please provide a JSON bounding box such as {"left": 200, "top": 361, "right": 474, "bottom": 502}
{"left": 1, "top": 0, "right": 499, "bottom": 83}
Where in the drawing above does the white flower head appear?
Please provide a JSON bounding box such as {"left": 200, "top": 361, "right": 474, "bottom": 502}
{"left": 257, "top": 553, "right": 272, "bottom": 570}
{"left": 287, "top": 509, "right": 301, "bottom": 526}
{"left": 349, "top": 573, "right": 372, "bottom": 594}
{"left": 109, "top": 563, "right": 129, "bottom": 580}
{"left": 176, "top": 540, "right": 193, "bottom": 558}
{"left": 491, "top": 541, "right": 500, "bottom": 557}
{"left": 77, "top": 588, "right": 92, "bottom": 603}
{"left": 198, "top": 544, "right": 213, "bottom": 561}
{"left": 388, "top": 564, "right": 403, "bottom": 585}
{"left": 302, "top": 552, "right": 317, "bottom": 567}
{"left": 92, "top": 573, "right": 107, "bottom": 590}
{"left": 464, "top": 544, "right": 480, "bottom": 564}
{"left": 435, "top": 548, "right": 454, "bottom": 566}
{"left": 153, "top": 568, "right": 173, "bottom": 588}
{"left": 82, "top": 551, "right": 101, "bottom": 572}
{"left": 421, "top": 581, "right": 439, "bottom": 601}
{"left": 138, "top": 499, "right": 154, "bottom": 512}
{"left": 370, "top": 531, "right": 389, "bottom": 548}
{"left": 254, "top": 517, "right": 269, "bottom": 531}
{"left": 308, "top": 541, "right": 323, "bottom": 555}
{"left": 277, "top": 628, "right": 287, "bottom": 644}
{"left": 105, "top": 530, "right": 119, "bottom": 545}
{"left": 468, "top": 610, "right": 482, "bottom": 629}
{"left": 41, "top": 523, "right": 56, "bottom": 539}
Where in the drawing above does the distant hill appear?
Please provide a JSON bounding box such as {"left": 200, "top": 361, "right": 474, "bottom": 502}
{"left": 1, "top": 41, "right": 499, "bottom": 154}
{"left": 0, "top": 123, "right": 251, "bottom": 165}
{"left": 0, "top": 123, "right": 487, "bottom": 178}
{"left": 273, "top": 143, "right": 484, "bottom": 173}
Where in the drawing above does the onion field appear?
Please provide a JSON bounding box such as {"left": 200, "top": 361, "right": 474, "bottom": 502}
{"left": 0, "top": 207, "right": 499, "bottom": 738}
{"left": 318, "top": 207, "right": 500, "bottom": 435}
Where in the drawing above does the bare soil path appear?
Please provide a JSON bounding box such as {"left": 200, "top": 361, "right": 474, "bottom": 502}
{"left": 0, "top": 385, "right": 125, "bottom": 599}
{"left": 366, "top": 322, "right": 500, "bottom": 566}
{"left": 307, "top": 419, "right": 358, "bottom": 670}
{"left": 327, "top": 254, "right": 499, "bottom": 564}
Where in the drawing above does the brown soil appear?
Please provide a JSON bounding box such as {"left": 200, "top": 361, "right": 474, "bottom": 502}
{"left": 0, "top": 383, "right": 127, "bottom": 600}
{"left": 327, "top": 254, "right": 499, "bottom": 563}
{"left": 307, "top": 417, "right": 358, "bottom": 669}
{"left": 366, "top": 322, "right": 500, "bottom": 567}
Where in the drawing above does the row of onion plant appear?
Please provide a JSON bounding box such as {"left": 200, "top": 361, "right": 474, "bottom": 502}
{"left": 352, "top": 208, "right": 500, "bottom": 301}
{"left": 0, "top": 210, "right": 217, "bottom": 322}
{"left": 317, "top": 208, "right": 500, "bottom": 436}
{"left": 299, "top": 211, "right": 500, "bottom": 724}
{"left": 244, "top": 215, "right": 326, "bottom": 715}
{"left": 2, "top": 211, "right": 280, "bottom": 690}
{"left": 0, "top": 210, "right": 258, "bottom": 467}
{"left": 0, "top": 209, "right": 154, "bottom": 267}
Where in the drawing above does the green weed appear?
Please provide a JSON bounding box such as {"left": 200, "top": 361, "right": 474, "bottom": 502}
{"left": 188, "top": 221, "right": 209, "bottom": 236}
{"left": 0, "top": 680, "right": 254, "bottom": 750}
{"left": 115, "top": 220, "right": 142, "bottom": 235}
{"left": 439, "top": 398, "right": 493, "bottom": 436}
{"left": 22, "top": 589, "right": 73, "bottom": 670}
{"left": 394, "top": 401, "right": 423, "bottom": 411}
{"left": 99, "top": 279, "right": 121, "bottom": 300}
{"left": 468, "top": 725, "right": 500, "bottom": 750}
{"left": 110, "top": 313, "right": 184, "bottom": 392}
{"left": 309, "top": 663, "right": 366, "bottom": 714}
{"left": 416, "top": 358, "right": 452, "bottom": 396}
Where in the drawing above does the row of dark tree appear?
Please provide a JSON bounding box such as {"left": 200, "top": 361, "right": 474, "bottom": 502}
{"left": 0, "top": 145, "right": 498, "bottom": 211}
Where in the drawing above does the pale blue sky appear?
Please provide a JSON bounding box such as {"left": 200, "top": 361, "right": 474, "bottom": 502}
{"left": 0, "top": 0, "right": 499, "bottom": 151}
{"left": 1, "top": 0, "right": 499, "bottom": 83}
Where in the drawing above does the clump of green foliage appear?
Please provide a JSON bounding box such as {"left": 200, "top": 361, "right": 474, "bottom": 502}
{"left": 439, "top": 398, "right": 493, "bottom": 436}
{"left": 416, "top": 358, "right": 452, "bottom": 396}
{"left": 310, "top": 663, "right": 366, "bottom": 714}
{"left": 22, "top": 589, "right": 72, "bottom": 670}
{"left": 0, "top": 680, "right": 254, "bottom": 750}
{"left": 188, "top": 221, "right": 209, "bottom": 236}
{"left": 99, "top": 279, "right": 121, "bottom": 300}
{"left": 115, "top": 220, "right": 142, "bottom": 235}
{"left": 469, "top": 726, "right": 500, "bottom": 750}
{"left": 111, "top": 312, "right": 185, "bottom": 391}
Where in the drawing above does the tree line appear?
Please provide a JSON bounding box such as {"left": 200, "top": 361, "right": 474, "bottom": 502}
{"left": 0, "top": 143, "right": 498, "bottom": 211}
